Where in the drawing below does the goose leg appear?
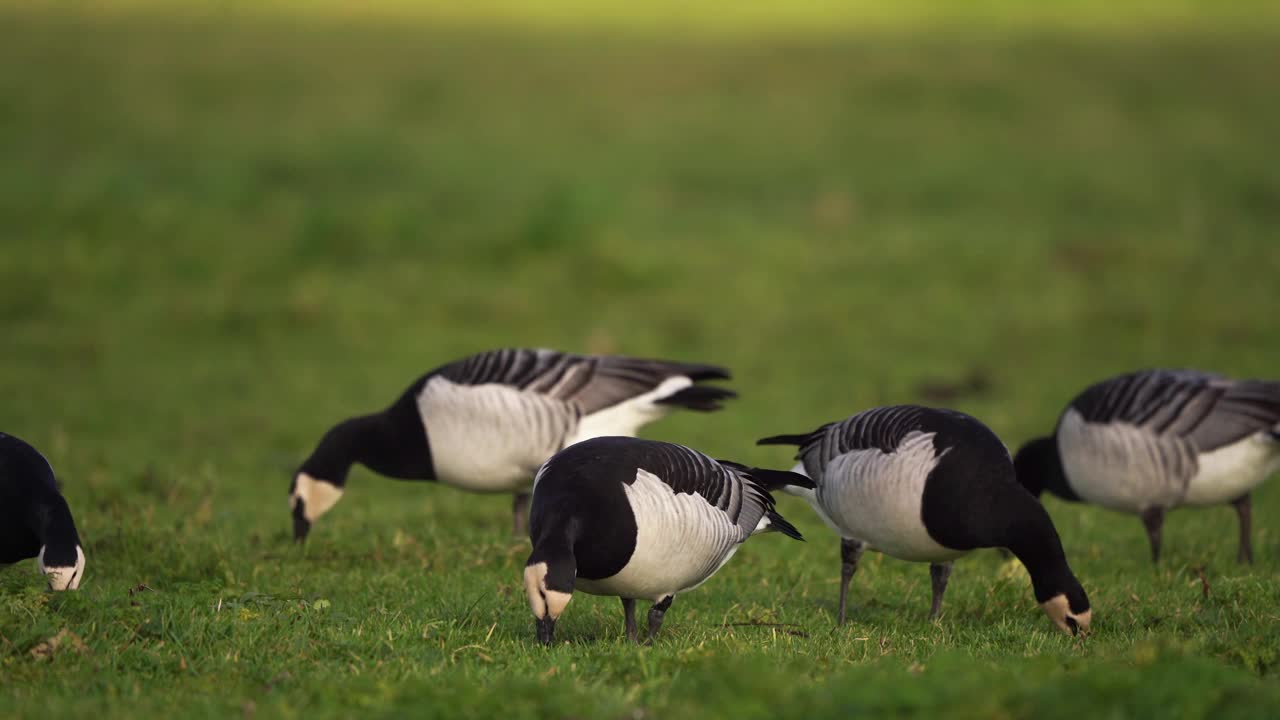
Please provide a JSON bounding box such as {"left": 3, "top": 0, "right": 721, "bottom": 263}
{"left": 1141, "top": 506, "right": 1165, "bottom": 564}
{"left": 928, "top": 562, "right": 953, "bottom": 620}
{"left": 644, "top": 595, "right": 674, "bottom": 645}
{"left": 513, "top": 492, "right": 532, "bottom": 537}
{"left": 838, "top": 538, "right": 867, "bottom": 625}
{"left": 1232, "top": 494, "right": 1253, "bottom": 564}
{"left": 622, "top": 598, "right": 639, "bottom": 642}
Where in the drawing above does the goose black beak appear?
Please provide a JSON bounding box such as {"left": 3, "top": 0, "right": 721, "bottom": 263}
{"left": 536, "top": 615, "right": 556, "bottom": 646}
{"left": 292, "top": 502, "right": 311, "bottom": 542}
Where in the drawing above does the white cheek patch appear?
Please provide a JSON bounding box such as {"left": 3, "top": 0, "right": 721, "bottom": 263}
{"left": 292, "top": 472, "right": 345, "bottom": 522}
{"left": 38, "top": 545, "right": 85, "bottom": 591}
{"left": 544, "top": 589, "right": 573, "bottom": 620}
{"left": 1039, "top": 594, "right": 1075, "bottom": 635}
{"left": 1072, "top": 608, "right": 1092, "bottom": 634}
{"left": 69, "top": 545, "right": 85, "bottom": 590}
{"left": 523, "top": 562, "right": 573, "bottom": 619}
{"left": 525, "top": 563, "right": 548, "bottom": 618}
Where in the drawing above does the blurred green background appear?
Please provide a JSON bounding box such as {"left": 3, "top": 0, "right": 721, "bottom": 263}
{"left": 2, "top": 1, "right": 1279, "bottom": 718}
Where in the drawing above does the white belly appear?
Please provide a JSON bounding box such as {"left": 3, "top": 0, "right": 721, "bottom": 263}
{"left": 576, "top": 469, "right": 741, "bottom": 601}
{"left": 1058, "top": 409, "right": 1191, "bottom": 512}
{"left": 1183, "top": 432, "right": 1280, "bottom": 506}
{"left": 418, "top": 377, "right": 575, "bottom": 493}
{"left": 816, "top": 433, "right": 965, "bottom": 563}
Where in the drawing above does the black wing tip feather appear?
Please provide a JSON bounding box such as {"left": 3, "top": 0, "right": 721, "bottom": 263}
{"left": 757, "top": 433, "right": 811, "bottom": 447}
{"left": 715, "top": 462, "right": 815, "bottom": 492}
{"left": 655, "top": 385, "right": 737, "bottom": 411}
{"left": 608, "top": 356, "right": 731, "bottom": 382}
{"left": 746, "top": 467, "right": 816, "bottom": 491}
{"left": 766, "top": 511, "right": 805, "bottom": 541}
{"left": 673, "top": 362, "right": 732, "bottom": 382}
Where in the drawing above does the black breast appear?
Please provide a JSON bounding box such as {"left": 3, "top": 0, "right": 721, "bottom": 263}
{"left": 914, "top": 410, "right": 1029, "bottom": 550}
{"left": 0, "top": 518, "right": 41, "bottom": 563}
{"left": 0, "top": 433, "right": 54, "bottom": 563}
{"left": 529, "top": 437, "right": 646, "bottom": 580}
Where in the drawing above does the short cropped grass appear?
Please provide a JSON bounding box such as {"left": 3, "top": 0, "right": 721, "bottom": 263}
{"left": 2, "top": 2, "right": 1279, "bottom": 718}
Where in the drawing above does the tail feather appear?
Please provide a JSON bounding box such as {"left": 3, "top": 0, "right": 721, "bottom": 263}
{"left": 744, "top": 466, "right": 816, "bottom": 492}
{"left": 655, "top": 384, "right": 737, "bottom": 411}
{"left": 672, "top": 363, "right": 732, "bottom": 382}
{"left": 757, "top": 433, "right": 811, "bottom": 447}
{"left": 764, "top": 511, "right": 805, "bottom": 541}
{"left": 716, "top": 461, "right": 816, "bottom": 492}
{"left": 617, "top": 358, "right": 731, "bottom": 383}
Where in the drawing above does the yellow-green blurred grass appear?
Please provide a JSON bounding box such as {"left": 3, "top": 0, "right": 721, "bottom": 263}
{"left": 2, "top": 2, "right": 1280, "bottom": 718}
{"left": 9, "top": 0, "right": 1280, "bottom": 35}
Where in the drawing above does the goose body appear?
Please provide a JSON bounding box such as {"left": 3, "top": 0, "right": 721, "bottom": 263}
{"left": 761, "top": 405, "right": 1090, "bottom": 635}
{"left": 290, "top": 348, "right": 736, "bottom": 540}
{"left": 0, "top": 432, "right": 85, "bottom": 590}
{"left": 808, "top": 428, "right": 966, "bottom": 563}
{"left": 1015, "top": 369, "right": 1280, "bottom": 563}
{"left": 523, "top": 436, "right": 811, "bottom": 644}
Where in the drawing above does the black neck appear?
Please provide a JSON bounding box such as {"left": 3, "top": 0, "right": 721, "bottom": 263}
{"left": 300, "top": 408, "right": 432, "bottom": 485}
{"left": 1013, "top": 435, "right": 1079, "bottom": 502}
{"left": 1005, "top": 501, "right": 1086, "bottom": 608}
{"left": 527, "top": 533, "right": 578, "bottom": 593}
{"left": 33, "top": 492, "right": 81, "bottom": 563}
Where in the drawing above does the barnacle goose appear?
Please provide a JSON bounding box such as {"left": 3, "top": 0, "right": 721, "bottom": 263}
{"left": 523, "top": 436, "right": 812, "bottom": 645}
{"left": 1014, "top": 369, "right": 1280, "bottom": 564}
{"left": 0, "top": 432, "right": 85, "bottom": 591}
{"left": 761, "top": 405, "right": 1092, "bottom": 635}
{"left": 290, "top": 348, "right": 736, "bottom": 540}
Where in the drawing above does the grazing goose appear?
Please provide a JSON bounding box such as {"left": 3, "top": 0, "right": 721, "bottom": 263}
{"left": 291, "top": 348, "right": 736, "bottom": 540}
{"left": 760, "top": 406, "right": 1091, "bottom": 635}
{"left": 1014, "top": 369, "right": 1280, "bottom": 564}
{"left": 0, "top": 432, "right": 85, "bottom": 590}
{"left": 523, "top": 436, "right": 812, "bottom": 645}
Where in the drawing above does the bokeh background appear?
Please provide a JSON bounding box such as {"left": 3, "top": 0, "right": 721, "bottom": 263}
{"left": 3, "top": 1, "right": 1279, "bottom": 717}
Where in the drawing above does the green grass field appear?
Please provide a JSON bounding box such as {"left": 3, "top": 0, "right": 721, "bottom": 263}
{"left": 2, "top": 2, "right": 1279, "bottom": 717}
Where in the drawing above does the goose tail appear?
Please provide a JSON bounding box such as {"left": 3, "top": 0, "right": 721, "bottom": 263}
{"left": 757, "top": 433, "right": 811, "bottom": 447}
{"left": 655, "top": 384, "right": 737, "bottom": 411}
{"left": 762, "top": 510, "right": 805, "bottom": 541}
